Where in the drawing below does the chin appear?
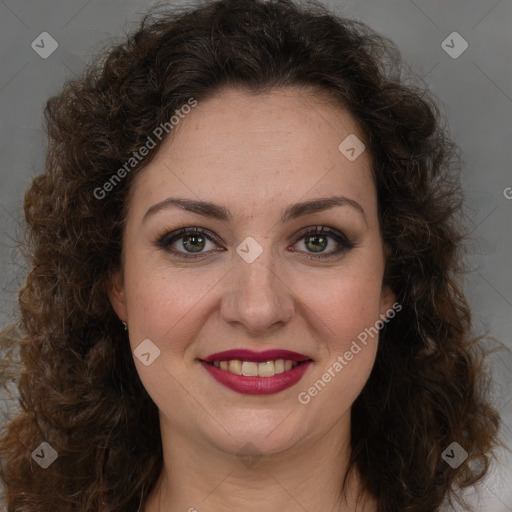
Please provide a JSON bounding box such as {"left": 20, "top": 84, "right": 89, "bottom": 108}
{"left": 202, "top": 408, "right": 307, "bottom": 457}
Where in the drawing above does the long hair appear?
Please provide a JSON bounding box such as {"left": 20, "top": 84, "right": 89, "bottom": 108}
{"left": 0, "top": 1, "right": 500, "bottom": 510}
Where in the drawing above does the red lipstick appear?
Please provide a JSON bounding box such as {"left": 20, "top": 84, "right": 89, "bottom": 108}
{"left": 200, "top": 349, "right": 313, "bottom": 395}
{"left": 202, "top": 349, "right": 310, "bottom": 363}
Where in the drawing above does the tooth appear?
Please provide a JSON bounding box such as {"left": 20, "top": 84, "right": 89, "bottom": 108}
{"left": 241, "top": 361, "right": 258, "bottom": 376}
{"left": 218, "top": 358, "right": 300, "bottom": 376}
{"left": 274, "top": 359, "right": 285, "bottom": 374}
{"left": 229, "top": 360, "right": 242, "bottom": 375}
{"left": 258, "top": 361, "right": 275, "bottom": 377}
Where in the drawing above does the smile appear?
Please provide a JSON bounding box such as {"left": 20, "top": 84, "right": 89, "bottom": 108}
{"left": 200, "top": 349, "right": 313, "bottom": 395}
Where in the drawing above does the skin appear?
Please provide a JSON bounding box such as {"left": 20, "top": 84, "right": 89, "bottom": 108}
{"left": 107, "top": 86, "right": 396, "bottom": 512}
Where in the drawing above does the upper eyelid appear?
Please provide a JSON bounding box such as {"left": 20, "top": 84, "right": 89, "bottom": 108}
{"left": 158, "top": 225, "right": 352, "bottom": 249}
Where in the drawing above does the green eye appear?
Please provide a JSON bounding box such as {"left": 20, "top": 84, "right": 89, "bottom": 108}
{"left": 156, "top": 225, "right": 355, "bottom": 260}
{"left": 156, "top": 227, "right": 220, "bottom": 259}
{"left": 291, "top": 226, "right": 355, "bottom": 260}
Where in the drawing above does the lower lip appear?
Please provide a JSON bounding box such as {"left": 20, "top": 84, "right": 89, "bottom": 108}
{"left": 201, "top": 361, "right": 312, "bottom": 395}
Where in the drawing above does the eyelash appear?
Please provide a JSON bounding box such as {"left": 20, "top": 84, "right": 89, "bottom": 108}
{"left": 155, "top": 225, "right": 356, "bottom": 260}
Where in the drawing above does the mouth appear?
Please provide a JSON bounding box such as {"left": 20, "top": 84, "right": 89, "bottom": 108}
{"left": 199, "top": 349, "right": 313, "bottom": 395}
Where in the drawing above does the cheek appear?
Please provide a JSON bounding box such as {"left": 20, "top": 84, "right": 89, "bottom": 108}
{"left": 293, "top": 253, "right": 384, "bottom": 411}
{"left": 297, "top": 269, "right": 382, "bottom": 418}
{"left": 300, "top": 259, "right": 385, "bottom": 351}
{"left": 122, "top": 256, "right": 216, "bottom": 355}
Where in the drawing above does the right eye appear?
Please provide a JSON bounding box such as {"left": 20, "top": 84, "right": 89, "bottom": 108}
{"left": 155, "top": 226, "right": 224, "bottom": 259}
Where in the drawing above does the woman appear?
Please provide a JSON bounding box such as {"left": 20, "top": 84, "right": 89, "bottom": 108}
{"left": 0, "top": 0, "right": 502, "bottom": 510}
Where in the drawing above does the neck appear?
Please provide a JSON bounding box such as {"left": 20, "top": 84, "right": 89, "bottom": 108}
{"left": 143, "top": 412, "right": 376, "bottom": 512}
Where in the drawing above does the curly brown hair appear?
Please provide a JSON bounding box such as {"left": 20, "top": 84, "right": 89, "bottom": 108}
{"left": 0, "top": 0, "right": 501, "bottom": 511}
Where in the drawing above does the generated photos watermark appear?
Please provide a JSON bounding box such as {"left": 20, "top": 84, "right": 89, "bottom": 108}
{"left": 94, "top": 98, "right": 198, "bottom": 200}
{"left": 298, "top": 301, "right": 402, "bottom": 404}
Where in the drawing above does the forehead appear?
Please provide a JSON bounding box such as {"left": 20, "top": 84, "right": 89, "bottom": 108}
{"left": 127, "top": 86, "right": 376, "bottom": 224}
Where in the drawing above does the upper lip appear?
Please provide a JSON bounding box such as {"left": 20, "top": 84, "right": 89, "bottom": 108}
{"left": 202, "top": 349, "right": 312, "bottom": 363}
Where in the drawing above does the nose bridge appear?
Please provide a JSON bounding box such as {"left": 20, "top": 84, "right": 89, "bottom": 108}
{"left": 220, "top": 234, "right": 294, "bottom": 332}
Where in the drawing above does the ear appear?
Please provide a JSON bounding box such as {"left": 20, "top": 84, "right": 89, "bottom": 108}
{"left": 379, "top": 284, "right": 396, "bottom": 318}
{"left": 379, "top": 244, "right": 397, "bottom": 317}
{"left": 106, "top": 269, "right": 128, "bottom": 323}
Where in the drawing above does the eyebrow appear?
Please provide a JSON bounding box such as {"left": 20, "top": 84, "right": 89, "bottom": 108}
{"left": 143, "top": 195, "right": 366, "bottom": 225}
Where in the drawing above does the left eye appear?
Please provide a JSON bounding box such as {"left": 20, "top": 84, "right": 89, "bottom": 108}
{"left": 156, "top": 226, "right": 355, "bottom": 260}
{"left": 290, "top": 226, "right": 356, "bottom": 260}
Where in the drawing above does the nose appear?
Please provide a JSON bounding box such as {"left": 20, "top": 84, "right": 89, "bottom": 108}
{"left": 220, "top": 240, "right": 295, "bottom": 335}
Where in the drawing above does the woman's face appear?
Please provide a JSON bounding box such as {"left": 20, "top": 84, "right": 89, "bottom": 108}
{"left": 108, "top": 87, "right": 395, "bottom": 457}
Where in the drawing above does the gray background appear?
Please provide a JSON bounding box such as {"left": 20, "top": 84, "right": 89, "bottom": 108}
{"left": 1, "top": 0, "right": 511, "bottom": 510}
